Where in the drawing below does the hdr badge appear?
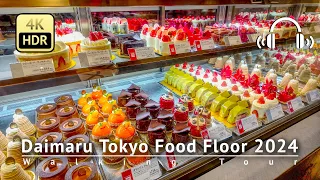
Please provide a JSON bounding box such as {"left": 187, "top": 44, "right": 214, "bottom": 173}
{"left": 16, "top": 13, "right": 54, "bottom": 52}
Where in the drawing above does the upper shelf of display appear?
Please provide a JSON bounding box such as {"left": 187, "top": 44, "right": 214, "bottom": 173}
{"left": 0, "top": 0, "right": 319, "bottom": 7}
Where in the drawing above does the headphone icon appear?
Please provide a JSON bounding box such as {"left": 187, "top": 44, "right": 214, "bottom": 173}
{"left": 256, "top": 17, "right": 314, "bottom": 49}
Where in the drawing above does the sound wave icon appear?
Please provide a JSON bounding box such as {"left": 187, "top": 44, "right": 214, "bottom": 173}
{"left": 305, "top": 36, "right": 314, "bottom": 48}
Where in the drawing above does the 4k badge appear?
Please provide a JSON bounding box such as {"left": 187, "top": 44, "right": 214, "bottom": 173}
{"left": 16, "top": 14, "right": 54, "bottom": 52}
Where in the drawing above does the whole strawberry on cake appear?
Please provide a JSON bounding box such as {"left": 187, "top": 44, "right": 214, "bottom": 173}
{"left": 81, "top": 31, "right": 112, "bottom": 57}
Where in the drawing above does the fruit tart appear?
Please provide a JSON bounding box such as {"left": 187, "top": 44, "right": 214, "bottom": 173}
{"left": 127, "top": 84, "right": 141, "bottom": 96}
{"left": 101, "top": 100, "right": 117, "bottom": 118}
{"left": 136, "top": 111, "right": 151, "bottom": 133}
{"left": 173, "top": 103, "right": 188, "bottom": 123}
{"left": 147, "top": 121, "right": 166, "bottom": 147}
{"left": 91, "top": 121, "right": 112, "bottom": 142}
{"left": 60, "top": 118, "right": 86, "bottom": 138}
{"left": 134, "top": 91, "right": 149, "bottom": 107}
{"left": 65, "top": 162, "right": 99, "bottom": 180}
{"left": 117, "top": 90, "right": 132, "bottom": 108}
{"left": 54, "top": 94, "right": 75, "bottom": 108}
{"left": 81, "top": 97, "right": 99, "bottom": 119}
{"left": 64, "top": 134, "right": 91, "bottom": 164}
{"left": 91, "top": 85, "right": 103, "bottom": 100}
{"left": 278, "top": 86, "right": 296, "bottom": 103}
{"left": 145, "top": 99, "right": 160, "bottom": 119}
{"left": 108, "top": 108, "right": 126, "bottom": 128}
{"left": 86, "top": 107, "right": 104, "bottom": 131}
{"left": 98, "top": 90, "right": 113, "bottom": 107}
{"left": 36, "top": 103, "right": 57, "bottom": 120}
{"left": 159, "top": 92, "right": 175, "bottom": 110}
{"left": 172, "top": 123, "right": 190, "bottom": 144}
{"left": 188, "top": 115, "right": 206, "bottom": 138}
{"left": 126, "top": 137, "right": 150, "bottom": 168}
{"left": 36, "top": 117, "right": 60, "bottom": 137}
{"left": 157, "top": 109, "right": 174, "bottom": 132}
{"left": 179, "top": 94, "right": 194, "bottom": 111}
{"left": 125, "top": 99, "right": 141, "bottom": 120}
{"left": 37, "top": 157, "right": 69, "bottom": 180}
{"left": 77, "top": 90, "right": 92, "bottom": 111}
{"left": 115, "top": 121, "right": 135, "bottom": 143}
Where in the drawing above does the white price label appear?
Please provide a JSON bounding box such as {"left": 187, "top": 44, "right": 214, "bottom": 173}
{"left": 196, "top": 39, "right": 214, "bottom": 50}
{"left": 314, "top": 25, "right": 320, "bottom": 32}
{"left": 201, "top": 125, "right": 231, "bottom": 142}
{"left": 287, "top": 97, "right": 305, "bottom": 113}
{"left": 236, "top": 114, "right": 259, "bottom": 134}
{"left": 266, "top": 104, "right": 285, "bottom": 122}
{"left": 174, "top": 41, "right": 191, "bottom": 54}
{"left": 128, "top": 47, "right": 155, "bottom": 60}
{"left": 86, "top": 50, "right": 111, "bottom": 66}
{"left": 121, "top": 158, "right": 161, "bottom": 180}
{"left": 225, "top": 36, "right": 242, "bottom": 46}
{"left": 247, "top": 33, "right": 260, "bottom": 43}
{"left": 21, "top": 59, "right": 55, "bottom": 76}
{"left": 306, "top": 89, "right": 320, "bottom": 104}
{"left": 302, "top": 27, "right": 311, "bottom": 34}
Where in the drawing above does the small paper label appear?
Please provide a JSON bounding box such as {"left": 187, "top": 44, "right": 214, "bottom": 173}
{"left": 166, "top": 152, "right": 176, "bottom": 169}
{"left": 15, "top": 59, "right": 55, "bottom": 77}
{"left": 86, "top": 50, "right": 111, "bottom": 66}
{"left": 174, "top": 41, "right": 191, "bottom": 54}
{"left": 306, "top": 89, "right": 320, "bottom": 104}
{"left": 201, "top": 125, "right": 231, "bottom": 142}
{"left": 247, "top": 33, "right": 260, "bottom": 43}
{"left": 266, "top": 104, "right": 285, "bottom": 122}
{"left": 302, "top": 27, "right": 311, "bottom": 34}
{"left": 195, "top": 39, "right": 214, "bottom": 51}
{"left": 287, "top": 97, "right": 305, "bottom": 113}
{"left": 128, "top": 47, "right": 155, "bottom": 60}
{"left": 236, "top": 114, "right": 259, "bottom": 134}
{"left": 121, "top": 158, "right": 161, "bottom": 180}
{"left": 225, "top": 36, "right": 242, "bottom": 46}
{"left": 169, "top": 44, "right": 176, "bottom": 55}
{"left": 314, "top": 25, "right": 320, "bottom": 32}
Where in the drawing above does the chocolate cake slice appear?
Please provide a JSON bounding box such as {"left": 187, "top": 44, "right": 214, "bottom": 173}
{"left": 147, "top": 121, "right": 166, "bottom": 146}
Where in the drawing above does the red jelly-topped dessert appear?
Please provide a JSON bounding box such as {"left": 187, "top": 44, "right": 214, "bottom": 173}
{"left": 179, "top": 94, "right": 194, "bottom": 111}
{"left": 145, "top": 99, "right": 160, "bottom": 119}
{"left": 159, "top": 92, "right": 175, "bottom": 110}
{"left": 136, "top": 111, "right": 151, "bottom": 133}
{"left": 172, "top": 123, "right": 190, "bottom": 144}
{"left": 173, "top": 103, "right": 189, "bottom": 123}
{"left": 134, "top": 91, "right": 149, "bottom": 107}
{"left": 117, "top": 90, "right": 132, "bottom": 108}
{"left": 188, "top": 115, "right": 206, "bottom": 138}
{"left": 157, "top": 109, "right": 174, "bottom": 132}
{"left": 278, "top": 86, "right": 296, "bottom": 103}
{"left": 147, "top": 121, "right": 166, "bottom": 146}
{"left": 127, "top": 84, "right": 141, "bottom": 96}
{"left": 262, "top": 79, "right": 277, "bottom": 96}
{"left": 125, "top": 99, "right": 141, "bottom": 120}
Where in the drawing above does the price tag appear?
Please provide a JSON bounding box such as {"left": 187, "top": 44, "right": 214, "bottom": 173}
{"left": 302, "top": 27, "right": 311, "bottom": 34}
{"left": 86, "top": 50, "right": 111, "bottom": 66}
{"left": 166, "top": 152, "right": 176, "bottom": 169}
{"left": 195, "top": 39, "right": 214, "bottom": 51}
{"left": 287, "top": 97, "right": 305, "bottom": 113}
{"left": 169, "top": 44, "right": 176, "bottom": 55}
{"left": 247, "top": 33, "right": 260, "bottom": 43}
{"left": 121, "top": 158, "right": 161, "bottom": 180}
{"left": 201, "top": 125, "right": 231, "bottom": 142}
{"left": 224, "top": 36, "right": 242, "bottom": 46}
{"left": 306, "top": 89, "right": 320, "bottom": 104}
{"left": 266, "top": 104, "right": 285, "bottom": 122}
{"left": 174, "top": 41, "right": 191, "bottom": 54}
{"left": 10, "top": 59, "right": 55, "bottom": 78}
{"left": 128, "top": 47, "right": 155, "bottom": 61}
{"left": 236, "top": 114, "right": 259, "bottom": 134}
{"left": 314, "top": 25, "right": 320, "bottom": 32}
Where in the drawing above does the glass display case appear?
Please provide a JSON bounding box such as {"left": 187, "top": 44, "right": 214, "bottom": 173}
{"left": 0, "top": 1, "right": 320, "bottom": 180}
